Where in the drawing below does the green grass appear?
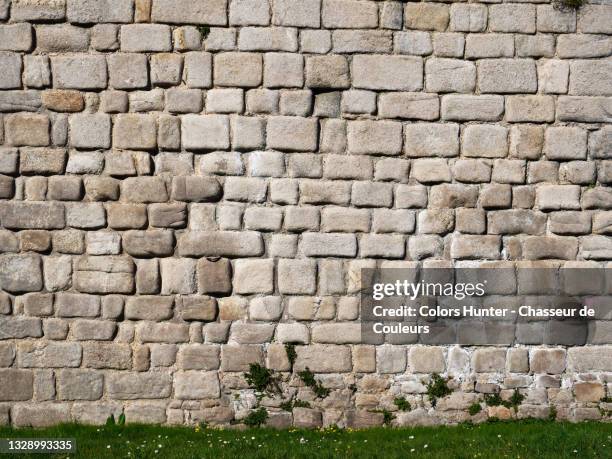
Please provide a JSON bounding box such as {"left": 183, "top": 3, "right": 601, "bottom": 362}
{"left": 0, "top": 420, "right": 610, "bottom": 458}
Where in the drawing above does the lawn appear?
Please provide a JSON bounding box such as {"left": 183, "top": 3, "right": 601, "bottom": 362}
{"left": 0, "top": 420, "right": 610, "bottom": 459}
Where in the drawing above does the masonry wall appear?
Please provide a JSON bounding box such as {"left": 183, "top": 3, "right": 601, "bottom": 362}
{"left": 0, "top": 0, "right": 611, "bottom": 428}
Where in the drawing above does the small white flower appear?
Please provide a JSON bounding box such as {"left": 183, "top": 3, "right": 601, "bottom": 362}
{"left": 106, "top": 445, "right": 111, "bottom": 449}
{"left": 409, "top": 435, "right": 414, "bottom": 439}
{"left": 424, "top": 444, "right": 428, "bottom": 448}
{"left": 411, "top": 448, "right": 415, "bottom": 452}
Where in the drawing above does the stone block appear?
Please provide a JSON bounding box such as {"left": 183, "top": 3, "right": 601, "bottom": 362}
{"left": 175, "top": 371, "right": 219, "bottom": 399}
{"left": 181, "top": 114, "right": 229, "bottom": 150}
{"left": 51, "top": 55, "right": 107, "bottom": 89}
{"left": 322, "top": 0, "right": 377, "bottom": 28}
{"left": 214, "top": 52, "right": 262, "bottom": 87}
{"left": 478, "top": 59, "right": 537, "bottom": 94}
{"left": 233, "top": 259, "right": 274, "bottom": 294}
{"left": 425, "top": 58, "right": 475, "bottom": 93}
{"left": 353, "top": 55, "right": 422, "bottom": 91}
{"left": 151, "top": 0, "right": 227, "bottom": 25}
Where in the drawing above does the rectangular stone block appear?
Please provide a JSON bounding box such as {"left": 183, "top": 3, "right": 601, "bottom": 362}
{"left": 56, "top": 370, "right": 103, "bottom": 400}
{"left": 174, "top": 371, "right": 219, "bottom": 399}
{"left": 0, "top": 90, "right": 42, "bottom": 112}
{"left": 151, "top": 0, "right": 227, "bottom": 25}
{"left": 181, "top": 114, "right": 229, "bottom": 150}
{"left": 404, "top": 3, "right": 449, "bottom": 32}
{"left": 465, "top": 33, "right": 514, "bottom": 59}
{"left": 113, "top": 114, "right": 157, "bottom": 150}
{"left": 51, "top": 55, "right": 107, "bottom": 89}
{"left": 0, "top": 317, "right": 42, "bottom": 339}
{"left": 405, "top": 123, "right": 459, "bottom": 158}
{"left": 557, "top": 97, "right": 612, "bottom": 123}
{"left": 18, "top": 341, "right": 81, "bottom": 368}
{"left": 238, "top": 27, "right": 298, "bottom": 52}
{"left": 506, "top": 96, "right": 555, "bottom": 123}
{"left": 266, "top": 116, "right": 318, "bottom": 151}
{"left": 569, "top": 59, "right": 612, "bottom": 97}
{"left": 477, "top": 59, "right": 537, "bottom": 94}
{"left": 5, "top": 114, "right": 49, "bottom": 147}
{"left": 220, "top": 344, "right": 263, "bottom": 371}
{"left": 11, "top": 404, "right": 71, "bottom": 427}
{"left": 178, "top": 231, "right": 263, "bottom": 257}
{"left": 120, "top": 24, "right": 171, "bottom": 52}
{"left": 74, "top": 256, "right": 134, "bottom": 294}
{"left": 273, "top": 0, "right": 319, "bottom": 27}
{"left": 347, "top": 120, "right": 402, "bottom": 155}
{"left": 334, "top": 30, "right": 392, "bottom": 54}
{"left": 353, "top": 55, "right": 423, "bottom": 91}
{"left": 378, "top": 93, "right": 439, "bottom": 120}
{"left": 306, "top": 55, "right": 350, "bottom": 89}
{"left": 489, "top": 4, "right": 535, "bottom": 33}
{"left": 214, "top": 52, "right": 262, "bottom": 87}
{"left": 441, "top": 95, "right": 504, "bottom": 121}
{"left": 295, "top": 344, "right": 352, "bottom": 373}
{"left": 177, "top": 344, "right": 219, "bottom": 370}
{"left": 463, "top": 125, "right": 508, "bottom": 158}
{"left": 425, "top": 58, "right": 475, "bottom": 93}
{"left": 301, "top": 233, "right": 357, "bottom": 257}
{"left": 0, "top": 24, "right": 33, "bottom": 52}
{"left": 0, "top": 202, "right": 65, "bottom": 230}
{"left": 69, "top": 114, "right": 111, "bottom": 149}
{"left": 322, "top": 0, "right": 378, "bottom": 29}
{"left": 450, "top": 235, "right": 501, "bottom": 260}
{"left": 107, "top": 372, "right": 172, "bottom": 399}
{"left": 67, "top": 0, "right": 134, "bottom": 23}
{"left": 536, "top": 185, "right": 581, "bottom": 211}
{"left": 0, "top": 369, "right": 33, "bottom": 401}
{"left": 82, "top": 343, "right": 131, "bottom": 369}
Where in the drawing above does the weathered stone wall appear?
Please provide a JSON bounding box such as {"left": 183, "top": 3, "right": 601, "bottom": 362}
{"left": 0, "top": 0, "right": 611, "bottom": 428}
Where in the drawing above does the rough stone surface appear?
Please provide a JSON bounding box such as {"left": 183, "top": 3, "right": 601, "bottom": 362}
{"left": 0, "top": 0, "right": 609, "bottom": 429}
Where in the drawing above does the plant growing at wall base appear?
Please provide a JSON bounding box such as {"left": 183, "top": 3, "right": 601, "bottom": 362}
{"left": 244, "top": 363, "right": 281, "bottom": 397}
{"left": 280, "top": 399, "right": 311, "bottom": 411}
{"left": 508, "top": 389, "right": 525, "bottom": 413}
{"left": 484, "top": 392, "right": 505, "bottom": 407}
{"left": 298, "top": 367, "right": 330, "bottom": 398}
{"left": 393, "top": 396, "right": 411, "bottom": 412}
{"left": 243, "top": 407, "right": 268, "bottom": 427}
{"left": 469, "top": 402, "right": 483, "bottom": 416}
{"left": 105, "top": 412, "right": 125, "bottom": 427}
{"left": 381, "top": 409, "right": 395, "bottom": 426}
{"left": 485, "top": 389, "right": 524, "bottom": 413}
{"left": 426, "top": 373, "right": 452, "bottom": 407}
{"left": 370, "top": 409, "right": 395, "bottom": 426}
